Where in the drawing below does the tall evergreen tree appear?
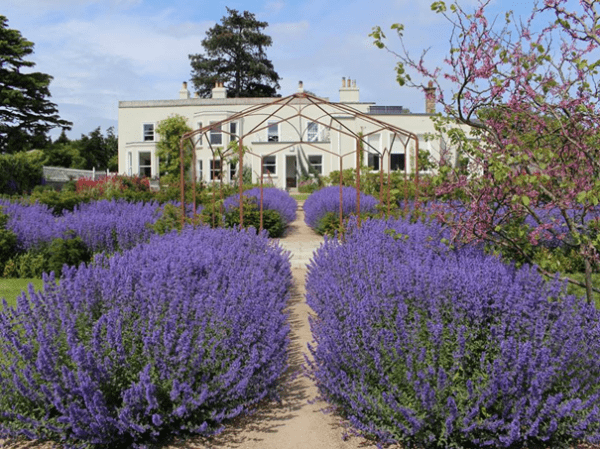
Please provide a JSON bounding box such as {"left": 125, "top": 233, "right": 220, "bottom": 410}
{"left": 189, "top": 8, "right": 281, "bottom": 98}
{"left": 0, "top": 15, "right": 71, "bottom": 153}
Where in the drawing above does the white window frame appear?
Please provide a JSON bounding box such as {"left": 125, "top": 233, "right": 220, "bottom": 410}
{"left": 210, "top": 159, "right": 222, "bottom": 180}
{"left": 267, "top": 121, "right": 279, "bottom": 142}
{"left": 210, "top": 122, "right": 222, "bottom": 146}
{"left": 308, "top": 155, "right": 323, "bottom": 175}
{"left": 367, "top": 134, "right": 380, "bottom": 171}
{"left": 307, "top": 122, "right": 318, "bottom": 142}
{"left": 138, "top": 151, "right": 152, "bottom": 177}
{"left": 197, "top": 159, "right": 203, "bottom": 181}
{"left": 143, "top": 123, "right": 155, "bottom": 142}
{"left": 229, "top": 122, "right": 238, "bottom": 143}
{"left": 262, "top": 155, "right": 276, "bottom": 175}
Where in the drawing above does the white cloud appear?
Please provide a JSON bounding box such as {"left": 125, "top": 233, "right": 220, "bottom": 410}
{"left": 264, "top": 0, "right": 285, "bottom": 15}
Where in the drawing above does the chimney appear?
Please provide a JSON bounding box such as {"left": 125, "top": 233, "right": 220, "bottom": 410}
{"left": 212, "top": 81, "right": 227, "bottom": 99}
{"left": 179, "top": 81, "right": 190, "bottom": 99}
{"left": 424, "top": 80, "right": 436, "bottom": 114}
{"left": 298, "top": 80, "right": 304, "bottom": 93}
{"left": 339, "top": 76, "right": 359, "bottom": 102}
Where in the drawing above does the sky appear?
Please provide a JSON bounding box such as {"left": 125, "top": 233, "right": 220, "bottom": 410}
{"left": 4, "top": 0, "right": 545, "bottom": 140}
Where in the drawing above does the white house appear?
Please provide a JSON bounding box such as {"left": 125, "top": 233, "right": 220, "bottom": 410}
{"left": 118, "top": 78, "right": 451, "bottom": 189}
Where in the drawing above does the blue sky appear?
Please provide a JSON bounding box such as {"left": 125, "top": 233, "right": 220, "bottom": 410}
{"left": 4, "top": 0, "right": 543, "bottom": 140}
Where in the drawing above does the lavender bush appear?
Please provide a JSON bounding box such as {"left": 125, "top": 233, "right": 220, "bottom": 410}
{"left": 61, "top": 199, "right": 162, "bottom": 253}
{"left": 0, "top": 199, "right": 162, "bottom": 254}
{"left": 0, "top": 226, "right": 291, "bottom": 447}
{"left": 224, "top": 187, "right": 297, "bottom": 224}
{"left": 303, "top": 186, "right": 379, "bottom": 232}
{"left": 306, "top": 217, "right": 600, "bottom": 448}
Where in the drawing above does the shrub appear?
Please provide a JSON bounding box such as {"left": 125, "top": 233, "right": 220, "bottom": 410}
{"left": 303, "top": 186, "right": 379, "bottom": 232}
{"left": 306, "top": 217, "right": 600, "bottom": 448}
{"left": 0, "top": 226, "right": 291, "bottom": 447}
{"left": 0, "top": 209, "right": 17, "bottom": 274}
{"left": 224, "top": 201, "right": 286, "bottom": 238}
{"left": 0, "top": 152, "right": 44, "bottom": 195}
{"left": 224, "top": 187, "right": 297, "bottom": 225}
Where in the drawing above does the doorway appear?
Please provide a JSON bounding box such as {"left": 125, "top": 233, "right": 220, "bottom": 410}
{"left": 286, "top": 155, "right": 297, "bottom": 188}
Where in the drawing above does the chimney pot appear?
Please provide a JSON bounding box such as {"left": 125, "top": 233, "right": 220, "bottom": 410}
{"left": 179, "top": 81, "right": 190, "bottom": 99}
{"left": 342, "top": 77, "right": 346, "bottom": 87}
{"left": 424, "top": 80, "right": 436, "bottom": 114}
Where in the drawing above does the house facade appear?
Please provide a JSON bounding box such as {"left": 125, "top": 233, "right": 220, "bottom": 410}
{"left": 118, "top": 79, "right": 451, "bottom": 189}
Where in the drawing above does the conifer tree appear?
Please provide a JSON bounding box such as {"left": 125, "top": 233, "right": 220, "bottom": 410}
{"left": 189, "top": 8, "right": 281, "bottom": 98}
{"left": 0, "top": 15, "right": 71, "bottom": 153}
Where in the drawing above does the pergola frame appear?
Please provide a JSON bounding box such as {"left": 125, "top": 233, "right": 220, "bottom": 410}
{"left": 178, "top": 91, "right": 420, "bottom": 229}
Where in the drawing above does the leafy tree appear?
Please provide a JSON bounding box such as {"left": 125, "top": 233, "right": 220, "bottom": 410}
{"left": 43, "top": 127, "right": 117, "bottom": 170}
{"left": 0, "top": 15, "right": 71, "bottom": 153}
{"left": 371, "top": 0, "right": 600, "bottom": 302}
{"left": 155, "top": 115, "right": 192, "bottom": 184}
{"left": 78, "top": 126, "right": 117, "bottom": 170}
{"left": 189, "top": 8, "right": 281, "bottom": 98}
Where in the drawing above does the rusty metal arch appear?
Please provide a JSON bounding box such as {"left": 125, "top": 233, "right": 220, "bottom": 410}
{"left": 178, "top": 92, "right": 421, "bottom": 230}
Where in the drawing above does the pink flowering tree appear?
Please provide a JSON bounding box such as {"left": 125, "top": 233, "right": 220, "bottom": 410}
{"left": 371, "top": 0, "right": 600, "bottom": 302}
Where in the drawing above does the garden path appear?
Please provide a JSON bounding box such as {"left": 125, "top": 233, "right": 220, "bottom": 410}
{"left": 171, "top": 201, "right": 378, "bottom": 448}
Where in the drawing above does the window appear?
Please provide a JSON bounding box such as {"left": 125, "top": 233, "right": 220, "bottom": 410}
{"left": 267, "top": 122, "right": 278, "bottom": 142}
{"left": 210, "top": 122, "right": 222, "bottom": 145}
{"left": 197, "top": 160, "right": 203, "bottom": 180}
{"left": 368, "top": 153, "right": 380, "bottom": 171}
{"left": 263, "top": 155, "right": 276, "bottom": 174}
{"left": 307, "top": 122, "right": 318, "bottom": 142}
{"left": 196, "top": 122, "right": 203, "bottom": 145}
{"left": 390, "top": 153, "right": 405, "bottom": 171}
{"left": 127, "top": 152, "right": 132, "bottom": 176}
{"left": 210, "top": 159, "right": 222, "bottom": 180}
{"left": 139, "top": 152, "right": 152, "bottom": 177}
{"left": 230, "top": 122, "right": 237, "bottom": 143}
{"left": 143, "top": 123, "right": 154, "bottom": 142}
{"left": 229, "top": 162, "right": 237, "bottom": 182}
{"left": 308, "top": 155, "right": 322, "bottom": 175}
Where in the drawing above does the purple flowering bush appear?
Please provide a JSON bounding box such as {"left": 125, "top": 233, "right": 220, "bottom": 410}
{"left": 224, "top": 187, "right": 297, "bottom": 224}
{"left": 303, "top": 186, "right": 379, "bottom": 233}
{"left": 306, "top": 217, "right": 600, "bottom": 448}
{"left": 0, "top": 226, "right": 291, "bottom": 447}
{"left": 61, "top": 199, "right": 163, "bottom": 253}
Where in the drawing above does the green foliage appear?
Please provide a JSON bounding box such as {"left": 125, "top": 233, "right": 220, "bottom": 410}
{"left": 0, "top": 15, "right": 72, "bottom": 153}
{"left": 224, "top": 205, "right": 285, "bottom": 238}
{"left": 43, "top": 127, "right": 118, "bottom": 170}
{"left": 3, "top": 235, "right": 91, "bottom": 278}
{"left": 189, "top": 8, "right": 281, "bottom": 98}
{"left": 152, "top": 203, "right": 206, "bottom": 235}
{"left": 3, "top": 252, "right": 47, "bottom": 278}
{"left": 45, "top": 235, "right": 91, "bottom": 277}
{"left": 30, "top": 189, "right": 92, "bottom": 215}
{"left": 0, "top": 151, "right": 44, "bottom": 194}
{"left": 155, "top": 115, "right": 193, "bottom": 184}
{"left": 315, "top": 211, "right": 345, "bottom": 236}
{"left": 0, "top": 210, "right": 17, "bottom": 274}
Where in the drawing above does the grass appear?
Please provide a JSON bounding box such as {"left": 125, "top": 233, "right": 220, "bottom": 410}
{"left": 563, "top": 272, "right": 600, "bottom": 307}
{"left": 290, "top": 193, "right": 310, "bottom": 201}
{"left": 0, "top": 278, "right": 44, "bottom": 309}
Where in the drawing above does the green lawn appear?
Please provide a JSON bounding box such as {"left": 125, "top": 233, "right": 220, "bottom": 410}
{"left": 563, "top": 272, "right": 600, "bottom": 307}
{"left": 0, "top": 278, "right": 44, "bottom": 309}
{"left": 291, "top": 193, "right": 310, "bottom": 201}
